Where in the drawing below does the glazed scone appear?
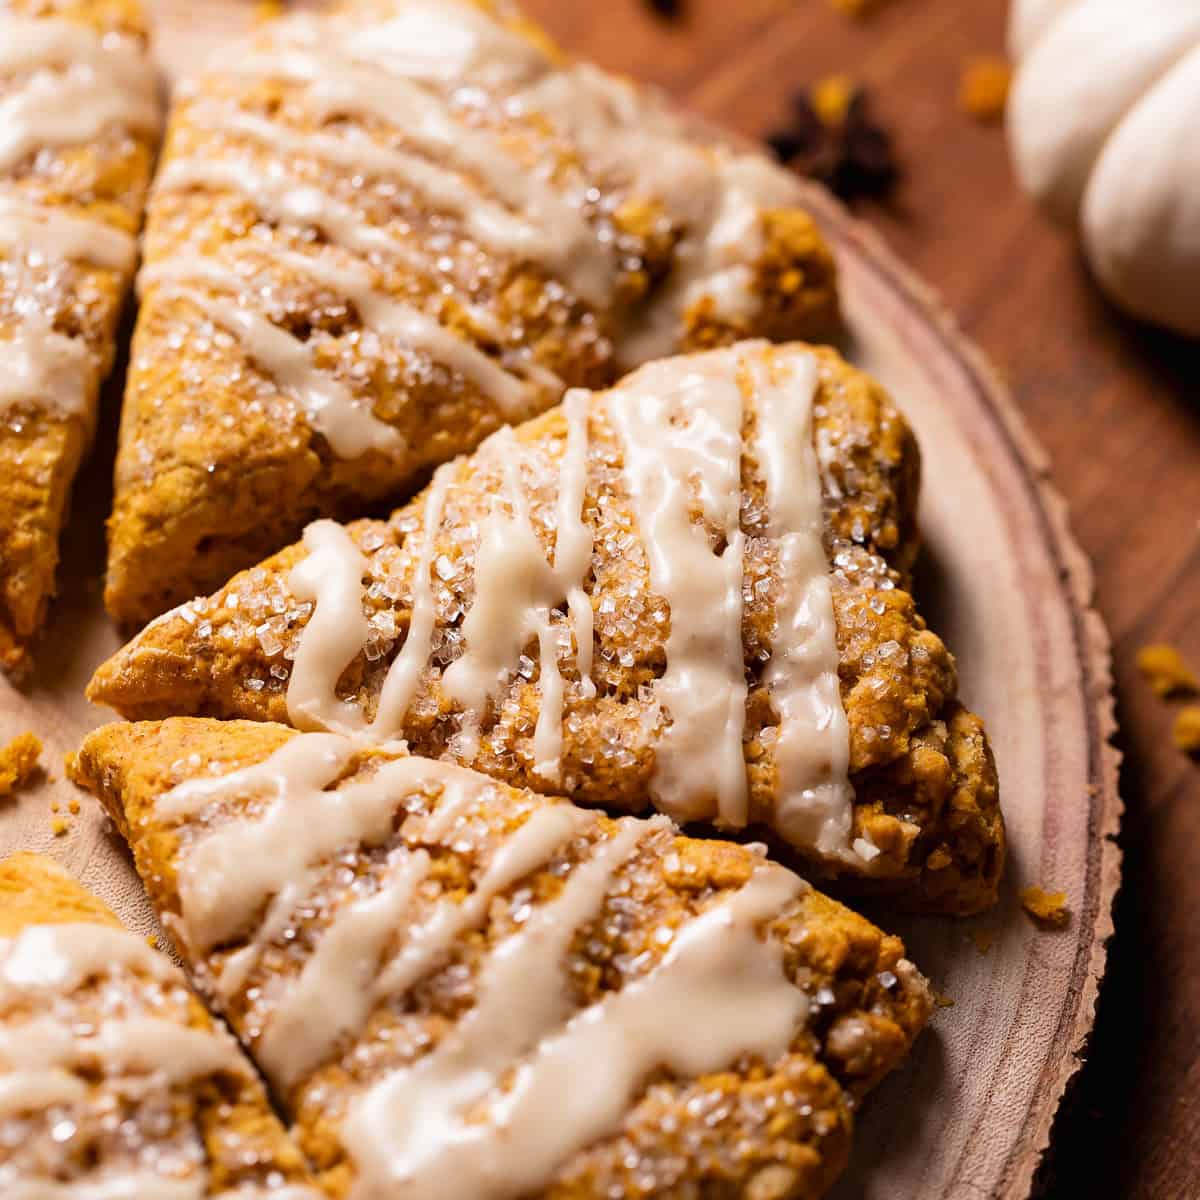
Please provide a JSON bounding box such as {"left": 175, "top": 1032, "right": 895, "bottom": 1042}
{"left": 0, "top": 0, "right": 160, "bottom": 670}
{"left": 105, "top": 0, "right": 840, "bottom": 625}
{"left": 69, "top": 717, "right": 933, "bottom": 1200}
{"left": 0, "top": 852, "right": 323, "bottom": 1198}
{"left": 90, "top": 342, "right": 1004, "bottom": 913}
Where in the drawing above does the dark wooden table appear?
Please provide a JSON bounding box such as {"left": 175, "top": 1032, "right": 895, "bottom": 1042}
{"left": 522, "top": 2, "right": 1200, "bottom": 1196}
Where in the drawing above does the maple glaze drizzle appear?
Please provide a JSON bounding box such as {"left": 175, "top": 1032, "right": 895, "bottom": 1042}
{"left": 153, "top": 733, "right": 811, "bottom": 1199}
{"left": 0, "top": 15, "right": 159, "bottom": 424}
{"left": 284, "top": 343, "right": 859, "bottom": 856}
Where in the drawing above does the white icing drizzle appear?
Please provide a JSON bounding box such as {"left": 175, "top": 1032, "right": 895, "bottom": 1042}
{"left": 268, "top": 245, "right": 526, "bottom": 412}
{"left": 4, "top": 1176, "right": 206, "bottom": 1200}
{"left": 0, "top": 16, "right": 160, "bottom": 174}
{"left": 556, "top": 389, "right": 598, "bottom": 698}
{"left": 152, "top": 156, "right": 404, "bottom": 262}
{"left": 144, "top": 165, "right": 528, "bottom": 430}
{"left": 285, "top": 393, "right": 594, "bottom": 775}
{"left": 223, "top": 15, "right": 609, "bottom": 305}
{"left": 0, "top": 17, "right": 156, "bottom": 425}
{"left": 0, "top": 1016, "right": 241, "bottom": 1082}
{"left": 219, "top": 0, "right": 800, "bottom": 353}
{"left": 747, "top": 352, "right": 856, "bottom": 857}
{"left": 158, "top": 732, "right": 363, "bottom": 953}
{"left": 0, "top": 925, "right": 246, "bottom": 1154}
{"left": 342, "top": 858, "right": 805, "bottom": 1200}
{"left": 0, "top": 194, "right": 136, "bottom": 274}
{"left": 604, "top": 354, "right": 750, "bottom": 829}
{"left": 0, "top": 1069, "right": 87, "bottom": 1116}
{"left": 371, "top": 802, "right": 592, "bottom": 1001}
{"left": 0, "top": 922, "right": 172, "bottom": 996}
{"left": 5, "top": 1178, "right": 324, "bottom": 1200}
{"left": 372, "top": 464, "right": 452, "bottom": 733}
{"left": 288, "top": 521, "right": 371, "bottom": 734}
{"left": 0, "top": 924, "right": 322, "bottom": 1200}
{"left": 262, "top": 803, "right": 592, "bottom": 1089}
{"left": 511, "top": 65, "right": 803, "bottom": 366}
{"left": 278, "top": 344, "right": 855, "bottom": 854}
{"left": 159, "top": 735, "right": 575, "bottom": 975}
{"left": 439, "top": 413, "right": 594, "bottom": 781}
{"left": 179, "top": 106, "right": 585, "bottom": 293}
{"left": 0, "top": 324, "right": 93, "bottom": 421}
{"left": 159, "top": 737, "right": 593, "bottom": 1074}
{"left": 150, "top": 732, "right": 816, "bottom": 1199}
{"left": 137, "top": 260, "right": 402, "bottom": 459}
{"left": 256, "top": 848, "right": 431, "bottom": 1088}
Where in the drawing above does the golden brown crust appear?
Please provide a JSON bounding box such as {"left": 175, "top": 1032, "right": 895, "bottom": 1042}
{"left": 103, "top": 0, "right": 840, "bottom": 626}
{"left": 90, "top": 344, "right": 1002, "bottom": 913}
{"left": 70, "top": 716, "right": 932, "bottom": 1200}
{"left": 0, "top": 0, "right": 157, "bottom": 669}
{"left": 0, "top": 731, "right": 41, "bottom": 796}
{"left": 0, "top": 851, "right": 320, "bottom": 1196}
{"left": 0, "top": 851, "right": 119, "bottom": 934}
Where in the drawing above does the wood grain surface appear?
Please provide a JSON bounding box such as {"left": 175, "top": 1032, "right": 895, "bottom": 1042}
{"left": 515, "top": 1, "right": 1198, "bottom": 1197}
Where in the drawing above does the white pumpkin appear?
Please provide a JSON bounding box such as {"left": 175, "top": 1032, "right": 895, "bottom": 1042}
{"left": 1008, "top": 0, "right": 1200, "bottom": 336}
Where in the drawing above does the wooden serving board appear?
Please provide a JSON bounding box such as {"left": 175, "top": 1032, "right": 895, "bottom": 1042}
{"left": 0, "top": 5, "right": 1121, "bottom": 1199}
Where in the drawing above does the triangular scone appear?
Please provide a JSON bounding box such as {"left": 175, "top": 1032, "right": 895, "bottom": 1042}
{"left": 91, "top": 342, "right": 1004, "bottom": 914}
{"left": 104, "top": 0, "right": 839, "bottom": 626}
{"left": 0, "top": 0, "right": 160, "bottom": 670}
{"left": 0, "top": 852, "right": 323, "bottom": 1198}
{"left": 70, "top": 718, "right": 932, "bottom": 1200}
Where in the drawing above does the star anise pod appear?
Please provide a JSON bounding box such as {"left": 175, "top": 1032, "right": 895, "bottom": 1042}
{"left": 766, "top": 80, "right": 899, "bottom": 204}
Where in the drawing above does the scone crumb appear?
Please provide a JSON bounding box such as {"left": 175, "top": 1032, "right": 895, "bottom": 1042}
{"left": 812, "top": 74, "right": 855, "bottom": 127}
{"left": 0, "top": 732, "right": 42, "bottom": 797}
{"left": 1173, "top": 707, "right": 1200, "bottom": 757}
{"left": 970, "top": 929, "right": 994, "bottom": 955}
{"left": 69, "top": 798, "right": 80, "bottom": 814}
{"left": 1137, "top": 643, "right": 1198, "bottom": 698}
{"left": 1020, "top": 886, "right": 1069, "bottom": 928}
{"left": 933, "top": 990, "right": 955, "bottom": 1009}
{"left": 50, "top": 815, "right": 69, "bottom": 837}
{"left": 959, "top": 56, "right": 1012, "bottom": 123}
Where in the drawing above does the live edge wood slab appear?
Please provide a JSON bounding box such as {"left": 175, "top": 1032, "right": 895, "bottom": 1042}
{"left": 4, "top": 0, "right": 1192, "bottom": 1196}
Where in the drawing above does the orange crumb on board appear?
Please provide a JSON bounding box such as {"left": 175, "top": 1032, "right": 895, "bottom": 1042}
{"left": 812, "top": 75, "right": 855, "bottom": 126}
{"left": 1138, "top": 643, "right": 1198, "bottom": 698}
{"left": 0, "top": 732, "right": 42, "bottom": 797}
{"left": 50, "top": 816, "right": 69, "bottom": 837}
{"left": 1173, "top": 708, "right": 1200, "bottom": 757}
{"left": 69, "top": 798, "right": 80, "bottom": 814}
{"left": 960, "top": 56, "right": 1012, "bottom": 123}
{"left": 970, "top": 929, "right": 994, "bottom": 955}
{"left": 933, "top": 991, "right": 955, "bottom": 1009}
{"left": 1021, "top": 886, "right": 1069, "bottom": 928}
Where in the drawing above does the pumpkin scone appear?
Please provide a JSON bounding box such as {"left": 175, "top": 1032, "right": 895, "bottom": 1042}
{"left": 90, "top": 342, "right": 1005, "bottom": 914}
{"left": 0, "top": 0, "right": 161, "bottom": 671}
{"left": 0, "top": 852, "right": 324, "bottom": 1198}
{"left": 69, "top": 717, "right": 933, "bottom": 1200}
{"left": 104, "top": 0, "right": 840, "bottom": 626}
